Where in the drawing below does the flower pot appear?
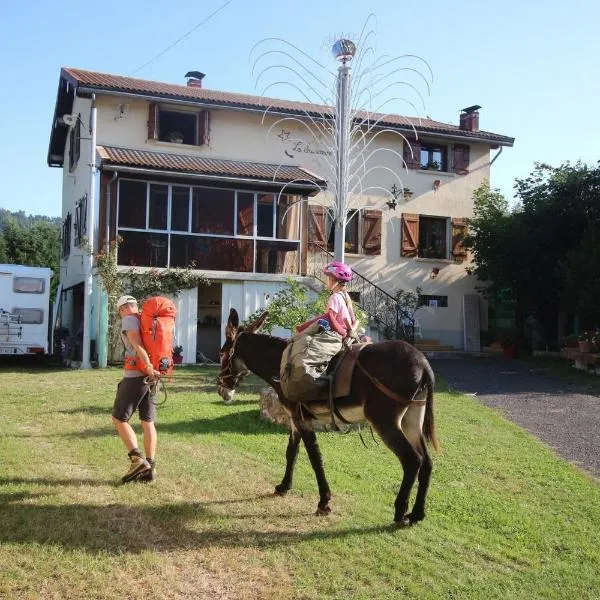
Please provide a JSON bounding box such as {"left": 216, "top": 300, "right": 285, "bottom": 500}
{"left": 578, "top": 341, "right": 591, "bottom": 353}
{"left": 172, "top": 354, "right": 183, "bottom": 365}
{"left": 503, "top": 345, "right": 517, "bottom": 359}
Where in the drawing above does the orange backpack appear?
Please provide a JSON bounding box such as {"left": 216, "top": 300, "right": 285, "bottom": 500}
{"left": 125, "top": 296, "right": 177, "bottom": 375}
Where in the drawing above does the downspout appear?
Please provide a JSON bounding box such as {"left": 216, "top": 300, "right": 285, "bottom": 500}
{"left": 490, "top": 145, "right": 503, "bottom": 166}
{"left": 81, "top": 93, "right": 97, "bottom": 369}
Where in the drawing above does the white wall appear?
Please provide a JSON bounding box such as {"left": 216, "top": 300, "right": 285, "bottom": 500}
{"left": 90, "top": 94, "right": 500, "bottom": 348}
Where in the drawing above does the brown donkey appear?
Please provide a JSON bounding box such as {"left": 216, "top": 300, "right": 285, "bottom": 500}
{"left": 217, "top": 309, "right": 439, "bottom": 527}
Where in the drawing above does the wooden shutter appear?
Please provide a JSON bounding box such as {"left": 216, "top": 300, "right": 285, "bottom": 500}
{"left": 401, "top": 213, "right": 419, "bottom": 257}
{"left": 451, "top": 218, "right": 468, "bottom": 262}
{"left": 403, "top": 139, "right": 421, "bottom": 169}
{"left": 198, "top": 110, "right": 211, "bottom": 146}
{"left": 307, "top": 205, "right": 327, "bottom": 250}
{"left": 147, "top": 102, "right": 158, "bottom": 141}
{"left": 362, "top": 210, "right": 382, "bottom": 255}
{"left": 452, "top": 144, "right": 470, "bottom": 174}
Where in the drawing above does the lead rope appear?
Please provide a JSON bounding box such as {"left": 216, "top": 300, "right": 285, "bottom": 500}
{"left": 145, "top": 376, "right": 168, "bottom": 406}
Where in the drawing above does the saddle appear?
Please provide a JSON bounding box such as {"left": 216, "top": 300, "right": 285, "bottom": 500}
{"left": 297, "top": 341, "right": 371, "bottom": 430}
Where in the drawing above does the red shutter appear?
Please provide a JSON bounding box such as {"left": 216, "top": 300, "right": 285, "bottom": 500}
{"left": 452, "top": 144, "right": 470, "bottom": 174}
{"left": 198, "top": 110, "right": 211, "bottom": 146}
{"left": 362, "top": 210, "right": 382, "bottom": 255}
{"left": 403, "top": 139, "right": 421, "bottom": 169}
{"left": 147, "top": 102, "right": 158, "bottom": 141}
{"left": 307, "top": 205, "right": 327, "bottom": 250}
{"left": 401, "top": 213, "right": 419, "bottom": 257}
{"left": 451, "top": 218, "right": 468, "bottom": 262}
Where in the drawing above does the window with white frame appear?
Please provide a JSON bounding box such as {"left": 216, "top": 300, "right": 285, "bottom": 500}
{"left": 116, "top": 179, "right": 301, "bottom": 273}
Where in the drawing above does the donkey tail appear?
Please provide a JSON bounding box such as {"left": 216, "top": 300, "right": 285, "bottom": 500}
{"left": 422, "top": 366, "right": 440, "bottom": 453}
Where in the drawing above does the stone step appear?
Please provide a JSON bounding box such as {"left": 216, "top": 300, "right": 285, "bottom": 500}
{"left": 417, "top": 345, "right": 456, "bottom": 352}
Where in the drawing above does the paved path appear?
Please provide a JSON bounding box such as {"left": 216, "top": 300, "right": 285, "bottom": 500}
{"left": 430, "top": 356, "right": 600, "bottom": 478}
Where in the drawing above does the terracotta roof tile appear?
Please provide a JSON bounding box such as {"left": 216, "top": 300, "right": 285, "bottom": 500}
{"left": 97, "top": 145, "right": 325, "bottom": 189}
{"left": 62, "top": 68, "right": 514, "bottom": 146}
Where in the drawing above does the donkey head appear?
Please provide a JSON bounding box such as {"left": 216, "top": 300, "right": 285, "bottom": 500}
{"left": 217, "top": 308, "right": 268, "bottom": 404}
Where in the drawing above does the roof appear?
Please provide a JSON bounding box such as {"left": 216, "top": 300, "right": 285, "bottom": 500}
{"left": 96, "top": 145, "right": 325, "bottom": 192}
{"left": 48, "top": 67, "right": 515, "bottom": 165}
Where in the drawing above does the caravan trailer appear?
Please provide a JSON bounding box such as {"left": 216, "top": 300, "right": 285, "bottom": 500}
{"left": 0, "top": 264, "right": 53, "bottom": 355}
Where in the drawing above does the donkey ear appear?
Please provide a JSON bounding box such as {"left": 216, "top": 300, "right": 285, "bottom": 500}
{"left": 247, "top": 311, "right": 269, "bottom": 333}
{"left": 225, "top": 308, "right": 239, "bottom": 340}
{"left": 228, "top": 308, "right": 240, "bottom": 329}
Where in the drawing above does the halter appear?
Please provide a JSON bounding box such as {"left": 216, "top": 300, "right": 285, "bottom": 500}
{"left": 217, "top": 330, "right": 250, "bottom": 391}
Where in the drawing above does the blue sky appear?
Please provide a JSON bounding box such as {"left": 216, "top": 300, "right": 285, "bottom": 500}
{"left": 0, "top": 0, "right": 598, "bottom": 217}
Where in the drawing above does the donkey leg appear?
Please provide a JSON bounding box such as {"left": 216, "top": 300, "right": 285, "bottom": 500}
{"left": 298, "top": 427, "right": 332, "bottom": 515}
{"left": 275, "top": 429, "right": 301, "bottom": 495}
{"left": 406, "top": 436, "right": 432, "bottom": 524}
{"left": 400, "top": 403, "right": 432, "bottom": 524}
{"left": 369, "top": 408, "right": 422, "bottom": 526}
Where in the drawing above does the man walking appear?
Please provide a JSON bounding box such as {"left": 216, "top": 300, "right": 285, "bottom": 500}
{"left": 111, "top": 295, "right": 160, "bottom": 483}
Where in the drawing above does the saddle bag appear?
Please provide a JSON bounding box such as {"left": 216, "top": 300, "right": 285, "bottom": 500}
{"left": 280, "top": 321, "right": 343, "bottom": 403}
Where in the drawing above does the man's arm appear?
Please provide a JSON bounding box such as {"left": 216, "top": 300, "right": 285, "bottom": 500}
{"left": 125, "top": 329, "right": 160, "bottom": 377}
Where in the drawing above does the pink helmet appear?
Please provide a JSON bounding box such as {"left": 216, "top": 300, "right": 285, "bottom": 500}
{"left": 323, "top": 261, "right": 353, "bottom": 283}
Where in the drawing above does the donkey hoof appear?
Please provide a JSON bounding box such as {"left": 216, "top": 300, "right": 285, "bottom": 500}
{"left": 406, "top": 512, "right": 425, "bottom": 524}
{"left": 274, "top": 485, "right": 288, "bottom": 496}
{"left": 315, "top": 505, "right": 331, "bottom": 516}
{"left": 394, "top": 517, "right": 411, "bottom": 528}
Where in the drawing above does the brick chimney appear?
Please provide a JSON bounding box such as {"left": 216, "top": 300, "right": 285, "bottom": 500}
{"left": 459, "top": 105, "right": 481, "bottom": 131}
{"left": 185, "top": 71, "right": 205, "bottom": 88}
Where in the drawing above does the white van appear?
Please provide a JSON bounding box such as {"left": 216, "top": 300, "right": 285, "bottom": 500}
{"left": 0, "top": 264, "right": 53, "bottom": 355}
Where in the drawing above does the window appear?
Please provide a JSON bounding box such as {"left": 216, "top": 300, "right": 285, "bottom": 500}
{"left": 418, "top": 294, "right": 448, "bottom": 308}
{"left": 118, "top": 180, "right": 147, "bottom": 229}
{"left": 73, "top": 194, "right": 87, "bottom": 247}
{"left": 419, "top": 216, "right": 448, "bottom": 259}
{"left": 149, "top": 184, "right": 168, "bottom": 230}
{"left": 68, "top": 114, "right": 81, "bottom": 172}
{"left": 237, "top": 192, "right": 254, "bottom": 236}
{"left": 148, "top": 103, "right": 210, "bottom": 146}
{"left": 61, "top": 213, "right": 72, "bottom": 258}
{"left": 12, "top": 307, "right": 44, "bottom": 323}
{"left": 420, "top": 143, "right": 448, "bottom": 171}
{"left": 116, "top": 179, "right": 300, "bottom": 273}
{"left": 118, "top": 232, "right": 168, "bottom": 267}
{"left": 327, "top": 210, "right": 359, "bottom": 254}
{"left": 14, "top": 277, "right": 45, "bottom": 294}
{"left": 192, "top": 188, "right": 234, "bottom": 235}
{"left": 159, "top": 109, "right": 197, "bottom": 145}
{"left": 171, "top": 186, "right": 190, "bottom": 232}
{"left": 319, "top": 209, "right": 381, "bottom": 255}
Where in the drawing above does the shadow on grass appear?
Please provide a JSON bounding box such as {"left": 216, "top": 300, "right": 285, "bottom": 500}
{"left": 0, "top": 495, "right": 397, "bottom": 554}
{"left": 0, "top": 476, "right": 118, "bottom": 488}
{"left": 56, "top": 406, "right": 112, "bottom": 416}
{"left": 10, "top": 409, "right": 286, "bottom": 440}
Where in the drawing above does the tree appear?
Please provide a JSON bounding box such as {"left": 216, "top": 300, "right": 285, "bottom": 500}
{"left": 466, "top": 163, "right": 600, "bottom": 348}
{"left": 0, "top": 217, "right": 61, "bottom": 300}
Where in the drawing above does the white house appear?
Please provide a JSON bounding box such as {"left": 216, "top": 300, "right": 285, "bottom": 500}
{"left": 47, "top": 68, "right": 514, "bottom": 364}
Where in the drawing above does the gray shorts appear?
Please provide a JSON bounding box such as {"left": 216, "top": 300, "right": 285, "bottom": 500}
{"left": 112, "top": 376, "right": 156, "bottom": 423}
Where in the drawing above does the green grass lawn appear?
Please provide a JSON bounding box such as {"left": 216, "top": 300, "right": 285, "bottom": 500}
{"left": 1, "top": 363, "right": 599, "bottom": 599}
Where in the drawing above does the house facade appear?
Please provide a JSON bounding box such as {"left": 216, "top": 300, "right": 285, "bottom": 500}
{"left": 47, "top": 68, "right": 514, "bottom": 363}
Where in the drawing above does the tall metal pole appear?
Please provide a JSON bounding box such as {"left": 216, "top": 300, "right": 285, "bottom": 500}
{"left": 332, "top": 39, "right": 356, "bottom": 263}
{"left": 81, "top": 94, "right": 97, "bottom": 369}
{"left": 334, "top": 62, "right": 351, "bottom": 263}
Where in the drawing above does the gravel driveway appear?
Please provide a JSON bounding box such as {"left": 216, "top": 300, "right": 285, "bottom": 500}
{"left": 430, "top": 356, "right": 600, "bottom": 478}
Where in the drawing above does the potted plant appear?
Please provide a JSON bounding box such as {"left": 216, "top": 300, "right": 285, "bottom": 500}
{"left": 427, "top": 160, "right": 440, "bottom": 171}
{"left": 578, "top": 331, "right": 592, "bottom": 353}
{"left": 172, "top": 345, "right": 184, "bottom": 365}
{"left": 166, "top": 131, "right": 184, "bottom": 144}
{"left": 501, "top": 338, "right": 517, "bottom": 359}
{"left": 561, "top": 334, "right": 579, "bottom": 349}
